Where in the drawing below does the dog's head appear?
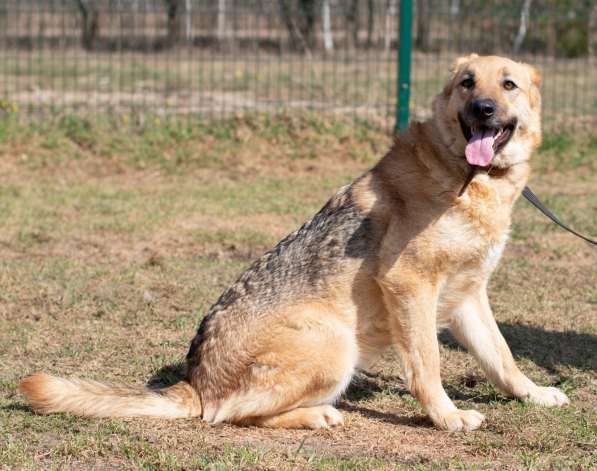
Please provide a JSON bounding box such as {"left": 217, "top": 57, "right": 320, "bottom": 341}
{"left": 432, "top": 54, "right": 542, "bottom": 169}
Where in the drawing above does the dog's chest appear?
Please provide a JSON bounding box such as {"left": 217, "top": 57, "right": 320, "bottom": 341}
{"left": 457, "top": 178, "right": 512, "bottom": 237}
{"left": 430, "top": 178, "right": 513, "bottom": 267}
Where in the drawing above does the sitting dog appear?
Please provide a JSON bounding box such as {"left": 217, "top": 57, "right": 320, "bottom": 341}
{"left": 19, "top": 54, "right": 569, "bottom": 432}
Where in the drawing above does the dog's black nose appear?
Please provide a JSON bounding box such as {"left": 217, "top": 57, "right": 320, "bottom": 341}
{"left": 471, "top": 99, "right": 496, "bottom": 119}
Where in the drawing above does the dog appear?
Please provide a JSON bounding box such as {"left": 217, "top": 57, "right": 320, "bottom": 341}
{"left": 19, "top": 55, "right": 569, "bottom": 432}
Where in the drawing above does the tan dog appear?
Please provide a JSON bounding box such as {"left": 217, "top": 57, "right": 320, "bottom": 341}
{"left": 19, "top": 55, "right": 569, "bottom": 432}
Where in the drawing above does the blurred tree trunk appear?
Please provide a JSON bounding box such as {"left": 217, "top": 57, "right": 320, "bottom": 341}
{"left": 75, "top": 0, "right": 99, "bottom": 50}
{"left": 513, "top": 0, "right": 532, "bottom": 54}
{"left": 589, "top": 2, "right": 597, "bottom": 60}
{"left": 415, "top": 0, "right": 430, "bottom": 51}
{"left": 298, "top": 0, "right": 317, "bottom": 49}
{"left": 546, "top": 16, "right": 556, "bottom": 56}
{"left": 366, "top": 0, "right": 374, "bottom": 47}
{"left": 0, "top": 6, "right": 6, "bottom": 40}
{"left": 217, "top": 0, "right": 227, "bottom": 42}
{"left": 322, "top": 0, "right": 334, "bottom": 52}
{"left": 164, "top": 0, "right": 183, "bottom": 48}
{"left": 279, "top": 0, "right": 304, "bottom": 51}
{"left": 346, "top": 0, "right": 359, "bottom": 49}
{"left": 278, "top": 0, "right": 313, "bottom": 53}
{"left": 384, "top": 0, "right": 397, "bottom": 51}
{"left": 185, "top": 0, "right": 193, "bottom": 44}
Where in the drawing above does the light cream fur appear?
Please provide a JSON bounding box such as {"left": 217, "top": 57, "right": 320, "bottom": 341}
{"left": 18, "top": 373, "right": 201, "bottom": 418}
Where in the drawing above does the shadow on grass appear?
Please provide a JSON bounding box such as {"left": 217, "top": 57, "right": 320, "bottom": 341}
{"left": 147, "top": 361, "right": 187, "bottom": 388}
{"left": 345, "top": 369, "right": 511, "bottom": 407}
{"left": 0, "top": 403, "right": 32, "bottom": 413}
{"left": 340, "top": 402, "right": 434, "bottom": 428}
{"left": 344, "top": 370, "right": 408, "bottom": 402}
{"left": 439, "top": 323, "right": 597, "bottom": 375}
{"left": 498, "top": 322, "right": 597, "bottom": 373}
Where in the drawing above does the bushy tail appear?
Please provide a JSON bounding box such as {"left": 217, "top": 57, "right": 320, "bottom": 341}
{"left": 18, "top": 373, "right": 202, "bottom": 419}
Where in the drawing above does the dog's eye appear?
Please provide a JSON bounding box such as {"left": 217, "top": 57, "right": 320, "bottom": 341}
{"left": 503, "top": 79, "right": 517, "bottom": 90}
{"left": 460, "top": 78, "right": 474, "bottom": 89}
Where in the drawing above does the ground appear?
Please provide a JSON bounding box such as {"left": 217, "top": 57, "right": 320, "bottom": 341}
{"left": 0, "top": 115, "right": 595, "bottom": 470}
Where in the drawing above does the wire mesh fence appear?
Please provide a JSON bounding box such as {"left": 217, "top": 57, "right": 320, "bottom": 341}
{"left": 0, "top": 1, "right": 595, "bottom": 131}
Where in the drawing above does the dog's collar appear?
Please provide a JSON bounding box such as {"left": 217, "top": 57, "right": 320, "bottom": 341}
{"left": 457, "top": 164, "right": 509, "bottom": 196}
{"left": 478, "top": 165, "right": 510, "bottom": 178}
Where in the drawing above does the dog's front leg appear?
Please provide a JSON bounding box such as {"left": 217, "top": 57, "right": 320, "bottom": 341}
{"left": 449, "top": 287, "right": 569, "bottom": 407}
{"left": 379, "top": 278, "right": 485, "bottom": 431}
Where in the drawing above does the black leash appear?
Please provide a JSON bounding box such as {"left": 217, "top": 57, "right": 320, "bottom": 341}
{"left": 522, "top": 186, "right": 596, "bottom": 246}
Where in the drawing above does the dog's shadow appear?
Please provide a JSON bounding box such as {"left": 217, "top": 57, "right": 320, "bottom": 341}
{"left": 440, "top": 322, "right": 597, "bottom": 375}
{"left": 147, "top": 362, "right": 187, "bottom": 388}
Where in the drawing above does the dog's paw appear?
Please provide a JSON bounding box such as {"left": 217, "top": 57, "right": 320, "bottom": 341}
{"left": 321, "top": 405, "right": 344, "bottom": 427}
{"left": 524, "top": 386, "right": 569, "bottom": 407}
{"left": 305, "top": 405, "right": 344, "bottom": 429}
{"left": 435, "top": 409, "right": 485, "bottom": 432}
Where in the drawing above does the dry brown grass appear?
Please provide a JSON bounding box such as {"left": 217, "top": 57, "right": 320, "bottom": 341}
{"left": 0, "top": 115, "right": 595, "bottom": 470}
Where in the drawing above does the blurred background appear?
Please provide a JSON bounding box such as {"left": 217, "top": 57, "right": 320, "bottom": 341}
{"left": 0, "top": 0, "right": 595, "bottom": 131}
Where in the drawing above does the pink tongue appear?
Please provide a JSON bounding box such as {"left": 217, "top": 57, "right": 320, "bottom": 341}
{"left": 465, "top": 129, "right": 496, "bottom": 166}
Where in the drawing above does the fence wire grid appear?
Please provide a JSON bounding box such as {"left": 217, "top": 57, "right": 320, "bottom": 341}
{"left": 1, "top": 0, "right": 595, "bottom": 131}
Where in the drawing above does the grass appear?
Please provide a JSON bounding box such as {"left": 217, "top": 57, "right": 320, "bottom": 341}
{"left": 0, "top": 114, "right": 595, "bottom": 470}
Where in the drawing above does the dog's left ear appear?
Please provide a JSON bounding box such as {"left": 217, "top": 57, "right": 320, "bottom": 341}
{"left": 442, "top": 53, "right": 479, "bottom": 96}
{"left": 524, "top": 64, "right": 541, "bottom": 88}
{"left": 450, "top": 53, "right": 479, "bottom": 73}
{"left": 523, "top": 64, "right": 542, "bottom": 108}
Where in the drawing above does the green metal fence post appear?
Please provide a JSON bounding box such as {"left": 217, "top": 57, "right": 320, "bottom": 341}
{"left": 396, "top": 0, "right": 413, "bottom": 132}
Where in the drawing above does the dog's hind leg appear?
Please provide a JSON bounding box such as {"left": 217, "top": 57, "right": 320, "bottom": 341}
{"left": 198, "top": 305, "right": 358, "bottom": 429}
{"left": 449, "top": 289, "right": 569, "bottom": 407}
{"left": 242, "top": 405, "right": 344, "bottom": 429}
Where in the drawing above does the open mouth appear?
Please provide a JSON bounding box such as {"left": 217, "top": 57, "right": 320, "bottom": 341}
{"left": 458, "top": 114, "right": 516, "bottom": 167}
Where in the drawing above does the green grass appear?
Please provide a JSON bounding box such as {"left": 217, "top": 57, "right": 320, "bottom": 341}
{"left": 0, "top": 115, "right": 595, "bottom": 470}
{"left": 538, "top": 132, "right": 597, "bottom": 173}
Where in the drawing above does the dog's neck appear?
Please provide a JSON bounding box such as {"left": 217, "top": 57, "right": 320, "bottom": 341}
{"left": 423, "top": 118, "right": 471, "bottom": 177}
{"left": 381, "top": 120, "right": 530, "bottom": 205}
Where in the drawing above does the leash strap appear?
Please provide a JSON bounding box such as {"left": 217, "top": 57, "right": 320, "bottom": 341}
{"left": 522, "top": 186, "right": 596, "bottom": 246}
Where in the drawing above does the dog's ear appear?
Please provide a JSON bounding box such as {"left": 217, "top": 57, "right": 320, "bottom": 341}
{"left": 522, "top": 63, "right": 542, "bottom": 108}
{"left": 450, "top": 53, "right": 479, "bottom": 74}
{"left": 443, "top": 53, "right": 479, "bottom": 96}
{"left": 524, "top": 64, "right": 541, "bottom": 88}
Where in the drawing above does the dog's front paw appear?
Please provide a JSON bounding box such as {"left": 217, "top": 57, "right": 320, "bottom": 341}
{"left": 435, "top": 409, "right": 485, "bottom": 432}
{"left": 524, "top": 386, "right": 569, "bottom": 407}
